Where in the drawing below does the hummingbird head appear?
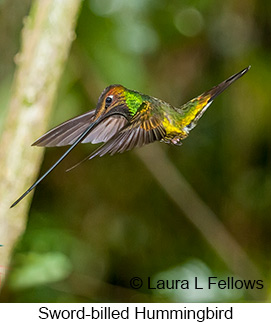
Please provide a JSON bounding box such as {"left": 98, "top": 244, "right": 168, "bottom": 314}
{"left": 95, "top": 84, "right": 143, "bottom": 121}
{"left": 94, "top": 84, "right": 128, "bottom": 119}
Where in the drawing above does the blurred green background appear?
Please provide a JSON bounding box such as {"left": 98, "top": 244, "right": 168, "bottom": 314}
{"left": 1, "top": 0, "right": 271, "bottom": 302}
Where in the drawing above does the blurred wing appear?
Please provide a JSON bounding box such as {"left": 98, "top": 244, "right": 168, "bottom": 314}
{"left": 89, "top": 105, "right": 166, "bottom": 158}
{"left": 66, "top": 104, "right": 166, "bottom": 171}
{"left": 32, "top": 110, "right": 127, "bottom": 147}
{"left": 89, "top": 118, "right": 165, "bottom": 158}
{"left": 83, "top": 115, "right": 127, "bottom": 144}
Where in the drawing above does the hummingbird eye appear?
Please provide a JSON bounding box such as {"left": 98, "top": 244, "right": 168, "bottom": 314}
{"left": 105, "top": 95, "right": 113, "bottom": 107}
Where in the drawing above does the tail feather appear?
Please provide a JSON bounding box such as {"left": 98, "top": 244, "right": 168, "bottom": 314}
{"left": 204, "top": 66, "right": 251, "bottom": 102}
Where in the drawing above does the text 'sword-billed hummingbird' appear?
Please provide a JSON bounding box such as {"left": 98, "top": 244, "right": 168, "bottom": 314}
{"left": 11, "top": 66, "right": 250, "bottom": 207}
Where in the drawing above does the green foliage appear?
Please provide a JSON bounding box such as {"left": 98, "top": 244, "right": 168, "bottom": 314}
{"left": 9, "top": 252, "right": 72, "bottom": 290}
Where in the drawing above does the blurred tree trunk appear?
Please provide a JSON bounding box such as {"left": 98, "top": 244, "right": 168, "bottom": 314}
{"left": 0, "top": 0, "right": 82, "bottom": 290}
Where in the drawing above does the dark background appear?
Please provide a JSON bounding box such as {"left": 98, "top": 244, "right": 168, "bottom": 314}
{"left": 0, "top": 0, "right": 270, "bottom": 302}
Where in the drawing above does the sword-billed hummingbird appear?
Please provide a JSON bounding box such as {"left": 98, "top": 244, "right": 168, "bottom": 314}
{"left": 11, "top": 66, "right": 250, "bottom": 207}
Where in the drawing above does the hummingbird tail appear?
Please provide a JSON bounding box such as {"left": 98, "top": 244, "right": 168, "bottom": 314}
{"left": 204, "top": 66, "right": 251, "bottom": 103}
{"left": 178, "top": 66, "right": 251, "bottom": 135}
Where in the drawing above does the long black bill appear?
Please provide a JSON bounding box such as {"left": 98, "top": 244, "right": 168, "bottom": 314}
{"left": 10, "top": 116, "right": 103, "bottom": 208}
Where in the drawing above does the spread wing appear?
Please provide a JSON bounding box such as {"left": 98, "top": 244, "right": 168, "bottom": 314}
{"left": 90, "top": 117, "right": 165, "bottom": 158}
{"left": 32, "top": 110, "right": 127, "bottom": 147}
{"left": 66, "top": 103, "right": 166, "bottom": 171}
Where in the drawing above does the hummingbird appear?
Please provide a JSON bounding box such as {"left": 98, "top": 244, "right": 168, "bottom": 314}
{"left": 11, "top": 66, "right": 250, "bottom": 207}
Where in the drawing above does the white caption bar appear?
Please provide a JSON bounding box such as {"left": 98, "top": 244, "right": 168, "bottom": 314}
{"left": 0, "top": 303, "right": 270, "bottom": 322}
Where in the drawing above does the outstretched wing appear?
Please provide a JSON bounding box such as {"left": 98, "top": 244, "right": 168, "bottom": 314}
{"left": 32, "top": 110, "right": 128, "bottom": 147}
{"left": 66, "top": 103, "right": 166, "bottom": 171}
{"left": 90, "top": 105, "right": 166, "bottom": 156}
{"left": 90, "top": 118, "right": 165, "bottom": 158}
